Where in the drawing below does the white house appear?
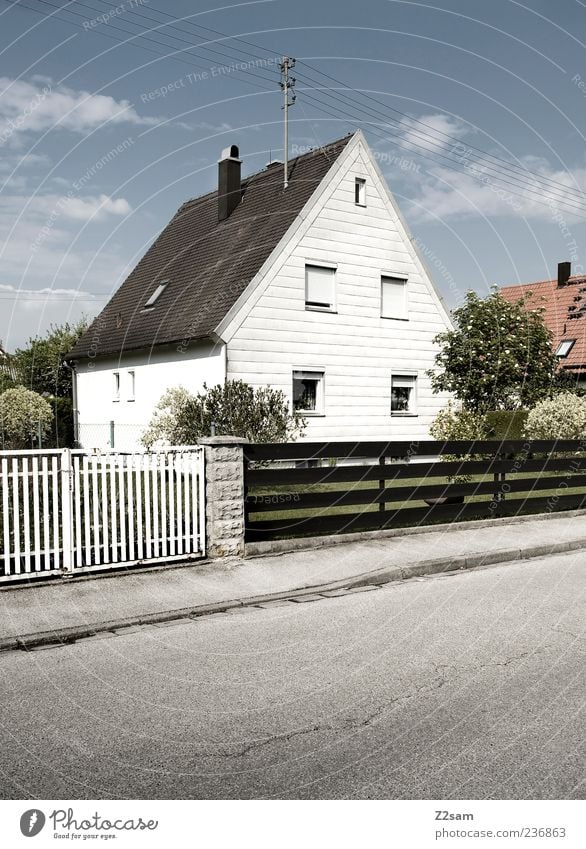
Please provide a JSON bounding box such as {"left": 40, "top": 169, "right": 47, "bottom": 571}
{"left": 68, "top": 130, "right": 452, "bottom": 450}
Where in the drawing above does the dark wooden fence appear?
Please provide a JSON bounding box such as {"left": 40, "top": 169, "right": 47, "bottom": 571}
{"left": 243, "top": 439, "right": 586, "bottom": 542}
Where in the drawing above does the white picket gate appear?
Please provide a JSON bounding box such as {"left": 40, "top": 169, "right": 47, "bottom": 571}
{"left": 0, "top": 448, "right": 205, "bottom": 583}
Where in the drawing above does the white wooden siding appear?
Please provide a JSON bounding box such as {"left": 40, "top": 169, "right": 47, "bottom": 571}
{"left": 226, "top": 139, "right": 451, "bottom": 440}
{"left": 75, "top": 341, "right": 226, "bottom": 450}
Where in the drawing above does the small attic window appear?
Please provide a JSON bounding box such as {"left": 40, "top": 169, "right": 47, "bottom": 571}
{"left": 142, "top": 281, "right": 168, "bottom": 312}
{"left": 355, "top": 177, "right": 366, "bottom": 206}
{"left": 555, "top": 339, "right": 576, "bottom": 358}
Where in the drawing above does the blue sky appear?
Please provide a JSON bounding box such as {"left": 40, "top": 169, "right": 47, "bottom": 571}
{"left": 1, "top": 0, "right": 585, "bottom": 347}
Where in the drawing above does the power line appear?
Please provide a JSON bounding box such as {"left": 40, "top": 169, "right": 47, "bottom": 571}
{"left": 81, "top": 0, "right": 586, "bottom": 206}
{"left": 5, "top": 0, "right": 586, "bottom": 217}
{"left": 6, "top": 0, "right": 278, "bottom": 92}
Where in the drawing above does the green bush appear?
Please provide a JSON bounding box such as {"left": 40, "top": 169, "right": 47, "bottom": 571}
{"left": 142, "top": 381, "right": 306, "bottom": 448}
{"left": 429, "top": 402, "right": 487, "bottom": 484}
{"left": 0, "top": 386, "right": 53, "bottom": 449}
{"left": 44, "top": 397, "right": 74, "bottom": 448}
{"left": 429, "top": 401, "right": 487, "bottom": 441}
{"left": 524, "top": 392, "right": 586, "bottom": 440}
{"left": 484, "top": 410, "right": 529, "bottom": 441}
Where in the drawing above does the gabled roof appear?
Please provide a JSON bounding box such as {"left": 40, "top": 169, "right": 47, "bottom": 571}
{"left": 500, "top": 274, "right": 586, "bottom": 372}
{"left": 69, "top": 133, "right": 354, "bottom": 359}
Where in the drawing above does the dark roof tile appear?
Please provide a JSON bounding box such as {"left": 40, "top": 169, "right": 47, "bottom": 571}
{"left": 70, "top": 134, "right": 354, "bottom": 359}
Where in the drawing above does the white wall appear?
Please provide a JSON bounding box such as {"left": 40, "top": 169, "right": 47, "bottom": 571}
{"left": 225, "top": 139, "right": 452, "bottom": 441}
{"left": 75, "top": 341, "right": 225, "bottom": 450}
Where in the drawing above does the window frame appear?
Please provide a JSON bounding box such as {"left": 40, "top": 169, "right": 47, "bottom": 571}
{"left": 141, "top": 280, "right": 169, "bottom": 312}
{"left": 292, "top": 368, "right": 325, "bottom": 416}
{"left": 555, "top": 339, "right": 576, "bottom": 358}
{"left": 304, "top": 263, "right": 337, "bottom": 313}
{"left": 127, "top": 369, "right": 135, "bottom": 402}
{"left": 354, "top": 177, "right": 366, "bottom": 206}
{"left": 390, "top": 373, "right": 418, "bottom": 416}
{"left": 381, "top": 274, "right": 409, "bottom": 320}
{"left": 113, "top": 371, "right": 120, "bottom": 402}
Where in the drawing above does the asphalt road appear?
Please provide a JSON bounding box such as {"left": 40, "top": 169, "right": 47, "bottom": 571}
{"left": 0, "top": 551, "right": 584, "bottom": 800}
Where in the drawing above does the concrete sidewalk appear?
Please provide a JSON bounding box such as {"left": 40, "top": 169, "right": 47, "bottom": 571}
{"left": 1, "top": 511, "right": 586, "bottom": 650}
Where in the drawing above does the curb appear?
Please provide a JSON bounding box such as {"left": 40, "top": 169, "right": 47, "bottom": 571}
{"left": 2, "top": 536, "right": 586, "bottom": 654}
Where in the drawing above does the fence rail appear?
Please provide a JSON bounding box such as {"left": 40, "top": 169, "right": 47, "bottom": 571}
{"left": 244, "top": 439, "right": 586, "bottom": 542}
{"left": 0, "top": 448, "right": 205, "bottom": 582}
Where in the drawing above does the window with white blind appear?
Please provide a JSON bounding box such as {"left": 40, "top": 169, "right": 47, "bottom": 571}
{"left": 113, "top": 372, "right": 120, "bottom": 402}
{"left": 391, "top": 374, "right": 417, "bottom": 415}
{"left": 305, "top": 264, "right": 336, "bottom": 311}
{"left": 355, "top": 177, "right": 366, "bottom": 206}
{"left": 381, "top": 275, "right": 408, "bottom": 319}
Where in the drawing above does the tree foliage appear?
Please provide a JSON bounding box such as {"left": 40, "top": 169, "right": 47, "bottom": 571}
{"left": 142, "top": 381, "right": 306, "bottom": 448}
{"left": 0, "top": 386, "right": 53, "bottom": 449}
{"left": 428, "top": 289, "right": 558, "bottom": 412}
{"left": 13, "top": 319, "right": 88, "bottom": 398}
{"left": 524, "top": 392, "right": 586, "bottom": 440}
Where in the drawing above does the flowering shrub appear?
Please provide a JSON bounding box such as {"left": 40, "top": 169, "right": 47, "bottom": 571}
{"left": 142, "top": 381, "right": 306, "bottom": 448}
{"left": 0, "top": 386, "right": 53, "bottom": 449}
{"left": 429, "top": 402, "right": 487, "bottom": 441}
{"left": 524, "top": 392, "right": 586, "bottom": 440}
{"left": 429, "top": 402, "right": 487, "bottom": 485}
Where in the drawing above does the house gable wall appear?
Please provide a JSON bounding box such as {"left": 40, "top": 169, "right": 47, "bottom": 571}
{"left": 225, "top": 137, "right": 452, "bottom": 440}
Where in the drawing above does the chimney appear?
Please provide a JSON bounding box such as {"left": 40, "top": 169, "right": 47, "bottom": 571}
{"left": 218, "top": 144, "right": 242, "bottom": 222}
{"left": 557, "top": 261, "right": 571, "bottom": 287}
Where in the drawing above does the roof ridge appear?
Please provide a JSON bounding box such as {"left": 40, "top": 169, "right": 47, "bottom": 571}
{"left": 501, "top": 274, "right": 586, "bottom": 290}
{"left": 179, "top": 132, "right": 356, "bottom": 211}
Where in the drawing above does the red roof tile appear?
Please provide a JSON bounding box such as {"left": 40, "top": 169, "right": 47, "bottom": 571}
{"left": 500, "top": 275, "right": 586, "bottom": 373}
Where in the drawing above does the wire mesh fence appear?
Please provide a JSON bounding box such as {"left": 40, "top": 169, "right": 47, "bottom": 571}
{"left": 78, "top": 422, "right": 146, "bottom": 452}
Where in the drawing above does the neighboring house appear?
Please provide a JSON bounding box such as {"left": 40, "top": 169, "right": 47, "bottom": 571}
{"left": 68, "top": 130, "right": 452, "bottom": 450}
{"left": 0, "top": 341, "right": 16, "bottom": 383}
{"left": 500, "top": 262, "right": 586, "bottom": 384}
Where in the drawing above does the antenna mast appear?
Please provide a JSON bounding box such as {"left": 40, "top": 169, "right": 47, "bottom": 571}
{"left": 280, "top": 56, "right": 296, "bottom": 189}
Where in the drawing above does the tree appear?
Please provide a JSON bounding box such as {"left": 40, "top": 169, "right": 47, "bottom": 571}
{"left": 0, "top": 386, "right": 53, "bottom": 449}
{"left": 13, "top": 319, "right": 88, "bottom": 398}
{"left": 428, "top": 289, "right": 558, "bottom": 412}
{"left": 141, "top": 380, "right": 306, "bottom": 448}
{"left": 11, "top": 320, "right": 88, "bottom": 447}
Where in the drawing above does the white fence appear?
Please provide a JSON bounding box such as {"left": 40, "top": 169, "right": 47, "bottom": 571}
{"left": 0, "top": 448, "right": 205, "bottom": 583}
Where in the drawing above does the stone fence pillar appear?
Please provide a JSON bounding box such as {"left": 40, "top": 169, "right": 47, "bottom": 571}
{"left": 198, "top": 436, "right": 248, "bottom": 558}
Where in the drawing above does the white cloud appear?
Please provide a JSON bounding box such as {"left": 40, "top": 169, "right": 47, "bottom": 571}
{"left": 0, "top": 190, "right": 132, "bottom": 346}
{"left": 405, "top": 157, "right": 586, "bottom": 223}
{"left": 0, "top": 284, "right": 107, "bottom": 348}
{"left": 394, "top": 112, "right": 471, "bottom": 155}
{"left": 0, "top": 76, "right": 156, "bottom": 145}
{"left": 0, "top": 192, "right": 132, "bottom": 223}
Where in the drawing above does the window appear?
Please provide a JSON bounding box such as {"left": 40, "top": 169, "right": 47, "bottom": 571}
{"left": 391, "top": 374, "right": 417, "bottom": 415}
{"left": 355, "top": 177, "right": 366, "bottom": 206}
{"left": 555, "top": 339, "right": 575, "bottom": 358}
{"left": 305, "top": 264, "right": 336, "bottom": 311}
{"left": 127, "top": 370, "right": 135, "bottom": 401}
{"left": 381, "top": 275, "right": 408, "bottom": 319}
{"left": 113, "top": 371, "right": 120, "bottom": 402}
{"left": 293, "top": 370, "right": 325, "bottom": 415}
{"left": 142, "top": 280, "right": 168, "bottom": 311}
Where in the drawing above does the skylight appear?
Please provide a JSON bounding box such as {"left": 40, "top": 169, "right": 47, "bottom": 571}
{"left": 555, "top": 339, "right": 576, "bottom": 358}
{"left": 142, "top": 281, "right": 168, "bottom": 311}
